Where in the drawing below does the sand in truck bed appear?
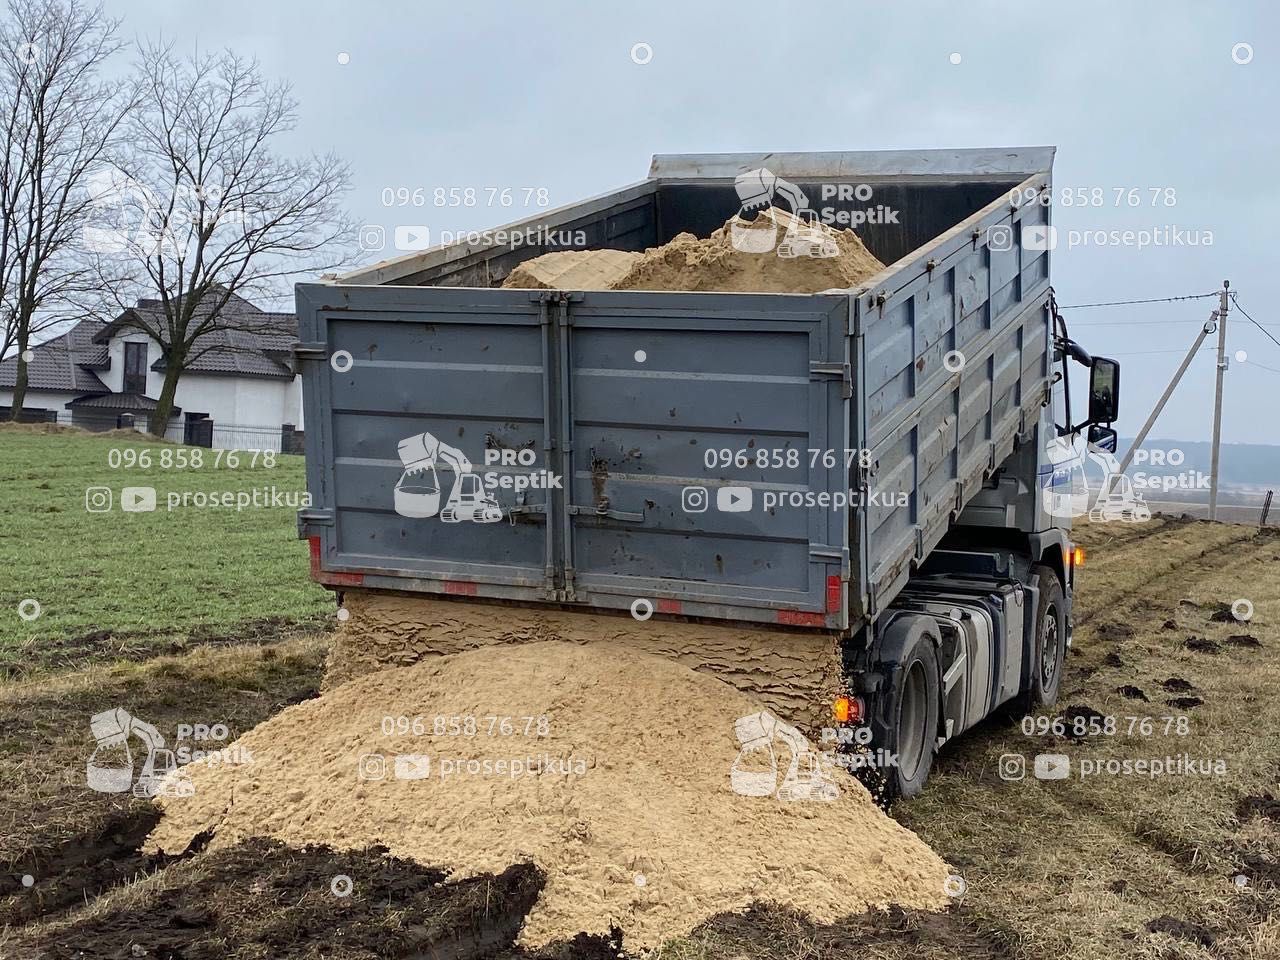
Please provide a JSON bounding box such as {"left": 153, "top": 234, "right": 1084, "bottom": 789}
{"left": 149, "top": 640, "right": 949, "bottom": 950}
{"left": 503, "top": 207, "right": 885, "bottom": 294}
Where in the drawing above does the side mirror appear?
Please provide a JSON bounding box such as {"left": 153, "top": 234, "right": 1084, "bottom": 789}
{"left": 1087, "top": 424, "right": 1117, "bottom": 453}
{"left": 1088, "top": 357, "right": 1120, "bottom": 424}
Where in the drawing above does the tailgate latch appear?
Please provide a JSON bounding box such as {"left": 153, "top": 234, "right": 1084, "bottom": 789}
{"left": 810, "top": 361, "right": 853, "bottom": 399}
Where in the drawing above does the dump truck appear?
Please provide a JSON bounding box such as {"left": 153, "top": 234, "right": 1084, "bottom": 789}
{"left": 293, "top": 147, "right": 1121, "bottom": 799}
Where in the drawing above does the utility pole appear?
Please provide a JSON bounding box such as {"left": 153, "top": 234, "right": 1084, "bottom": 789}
{"left": 1118, "top": 310, "right": 1220, "bottom": 474}
{"left": 1208, "top": 280, "right": 1231, "bottom": 521}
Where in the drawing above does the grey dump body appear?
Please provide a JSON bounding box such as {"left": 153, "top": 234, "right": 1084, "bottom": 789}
{"left": 296, "top": 147, "right": 1057, "bottom": 636}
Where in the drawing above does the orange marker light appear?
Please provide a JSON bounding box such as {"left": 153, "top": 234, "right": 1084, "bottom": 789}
{"left": 833, "top": 696, "right": 864, "bottom": 724}
{"left": 1072, "top": 546, "right": 1086, "bottom": 567}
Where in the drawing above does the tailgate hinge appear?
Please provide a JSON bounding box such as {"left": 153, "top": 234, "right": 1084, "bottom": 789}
{"left": 292, "top": 341, "right": 329, "bottom": 361}
{"left": 810, "top": 544, "right": 851, "bottom": 578}
{"left": 297, "top": 507, "right": 335, "bottom": 539}
{"left": 810, "top": 361, "right": 853, "bottom": 399}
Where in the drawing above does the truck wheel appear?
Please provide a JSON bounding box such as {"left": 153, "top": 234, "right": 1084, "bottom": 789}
{"left": 887, "top": 632, "right": 941, "bottom": 801}
{"left": 1025, "top": 566, "right": 1066, "bottom": 709}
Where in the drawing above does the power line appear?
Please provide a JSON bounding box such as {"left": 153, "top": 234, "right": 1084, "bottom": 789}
{"left": 1108, "top": 347, "right": 1218, "bottom": 357}
{"left": 1058, "top": 292, "right": 1219, "bottom": 309}
{"left": 1072, "top": 316, "right": 1280, "bottom": 327}
{"left": 1229, "top": 295, "right": 1280, "bottom": 352}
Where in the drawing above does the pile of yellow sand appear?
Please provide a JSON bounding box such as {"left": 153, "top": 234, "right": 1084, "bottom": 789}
{"left": 502, "top": 248, "right": 642, "bottom": 290}
{"left": 148, "top": 641, "right": 948, "bottom": 949}
{"left": 502, "top": 207, "right": 885, "bottom": 294}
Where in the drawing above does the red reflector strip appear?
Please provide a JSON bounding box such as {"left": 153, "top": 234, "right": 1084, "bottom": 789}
{"left": 445, "top": 581, "right": 478, "bottom": 596}
{"left": 307, "top": 536, "right": 364, "bottom": 586}
{"left": 656, "top": 599, "right": 682, "bottom": 614}
{"left": 323, "top": 571, "right": 365, "bottom": 587}
{"left": 777, "top": 610, "right": 826, "bottom": 627}
{"left": 826, "top": 575, "right": 842, "bottom": 613}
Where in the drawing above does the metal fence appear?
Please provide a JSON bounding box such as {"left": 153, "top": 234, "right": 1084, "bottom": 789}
{"left": 31, "top": 408, "right": 304, "bottom": 454}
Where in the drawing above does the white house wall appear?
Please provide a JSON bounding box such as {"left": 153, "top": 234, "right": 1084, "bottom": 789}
{"left": 171, "top": 373, "right": 300, "bottom": 451}
{"left": 0, "top": 389, "right": 82, "bottom": 423}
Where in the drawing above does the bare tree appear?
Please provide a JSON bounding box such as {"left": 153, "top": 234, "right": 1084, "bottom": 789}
{"left": 0, "top": 0, "right": 133, "bottom": 418}
{"left": 96, "top": 42, "right": 354, "bottom": 437}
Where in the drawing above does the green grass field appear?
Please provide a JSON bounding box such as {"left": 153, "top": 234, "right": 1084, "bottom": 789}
{"left": 0, "top": 424, "right": 331, "bottom": 675}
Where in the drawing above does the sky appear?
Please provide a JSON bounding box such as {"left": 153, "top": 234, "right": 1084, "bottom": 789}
{"left": 71, "top": 0, "right": 1280, "bottom": 443}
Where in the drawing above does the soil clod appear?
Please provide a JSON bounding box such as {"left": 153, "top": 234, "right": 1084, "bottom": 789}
{"left": 1225, "top": 634, "right": 1261, "bottom": 648}
{"left": 1145, "top": 915, "right": 1217, "bottom": 947}
{"left": 1183, "top": 636, "right": 1222, "bottom": 654}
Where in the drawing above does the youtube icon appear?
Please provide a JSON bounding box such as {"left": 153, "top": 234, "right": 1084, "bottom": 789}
{"left": 394, "top": 225, "right": 431, "bottom": 251}
{"left": 716, "top": 486, "right": 752, "bottom": 512}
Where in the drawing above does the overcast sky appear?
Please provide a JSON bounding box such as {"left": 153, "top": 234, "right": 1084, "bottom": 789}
{"left": 91, "top": 0, "right": 1280, "bottom": 444}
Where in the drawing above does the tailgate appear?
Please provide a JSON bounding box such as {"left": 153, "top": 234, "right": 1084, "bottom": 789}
{"left": 295, "top": 283, "right": 851, "bottom": 629}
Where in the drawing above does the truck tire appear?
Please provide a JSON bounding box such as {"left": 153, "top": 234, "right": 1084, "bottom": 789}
{"left": 1024, "top": 566, "right": 1066, "bottom": 710}
{"left": 875, "top": 615, "right": 942, "bottom": 801}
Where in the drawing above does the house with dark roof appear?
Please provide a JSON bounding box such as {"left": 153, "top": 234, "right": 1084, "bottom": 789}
{"left": 0, "top": 292, "right": 303, "bottom": 451}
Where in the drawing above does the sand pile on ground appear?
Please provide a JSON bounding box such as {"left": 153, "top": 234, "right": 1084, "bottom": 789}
{"left": 322, "top": 590, "right": 845, "bottom": 737}
{"left": 149, "top": 641, "right": 948, "bottom": 949}
{"left": 502, "top": 207, "right": 885, "bottom": 294}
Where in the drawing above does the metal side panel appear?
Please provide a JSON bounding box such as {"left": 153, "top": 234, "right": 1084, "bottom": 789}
{"left": 559, "top": 291, "right": 850, "bottom": 627}
{"left": 295, "top": 283, "right": 557, "bottom": 595}
{"left": 853, "top": 171, "right": 1053, "bottom": 618}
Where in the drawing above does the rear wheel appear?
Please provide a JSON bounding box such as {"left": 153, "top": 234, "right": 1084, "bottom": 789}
{"left": 884, "top": 628, "right": 941, "bottom": 801}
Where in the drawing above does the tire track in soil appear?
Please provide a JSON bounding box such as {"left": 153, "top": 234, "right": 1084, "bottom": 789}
{"left": 1074, "top": 525, "right": 1261, "bottom": 628}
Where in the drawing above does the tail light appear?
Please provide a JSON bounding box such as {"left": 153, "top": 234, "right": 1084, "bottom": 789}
{"left": 833, "top": 695, "right": 865, "bottom": 724}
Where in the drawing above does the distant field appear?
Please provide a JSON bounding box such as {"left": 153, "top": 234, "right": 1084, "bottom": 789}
{"left": 1149, "top": 500, "right": 1275, "bottom": 525}
{"left": 0, "top": 425, "right": 331, "bottom": 675}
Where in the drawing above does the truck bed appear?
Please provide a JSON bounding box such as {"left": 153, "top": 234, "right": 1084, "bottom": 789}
{"left": 295, "top": 148, "right": 1056, "bottom": 634}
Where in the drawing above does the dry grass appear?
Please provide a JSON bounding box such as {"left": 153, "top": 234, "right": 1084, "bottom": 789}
{"left": 892, "top": 518, "right": 1280, "bottom": 960}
